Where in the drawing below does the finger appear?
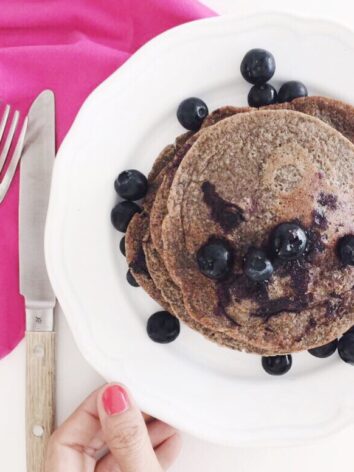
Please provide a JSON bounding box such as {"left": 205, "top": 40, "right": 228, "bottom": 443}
{"left": 50, "top": 387, "right": 102, "bottom": 450}
{"left": 155, "top": 433, "right": 182, "bottom": 470}
{"left": 96, "top": 453, "right": 121, "bottom": 472}
{"left": 87, "top": 419, "right": 169, "bottom": 468}
{"left": 96, "top": 418, "right": 177, "bottom": 471}
{"left": 46, "top": 387, "right": 104, "bottom": 471}
{"left": 97, "top": 383, "right": 162, "bottom": 472}
{"left": 147, "top": 420, "right": 179, "bottom": 448}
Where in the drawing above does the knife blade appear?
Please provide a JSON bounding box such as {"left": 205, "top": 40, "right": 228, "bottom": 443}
{"left": 19, "top": 90, "right": 56, "bottom": 324}
{"left": 19, "top": 90, "right": 56, "bottom": 472}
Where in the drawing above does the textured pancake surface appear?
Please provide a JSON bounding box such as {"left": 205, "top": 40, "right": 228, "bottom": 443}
{"left": 163, "top": 109, "right": 354, "bottom": 354}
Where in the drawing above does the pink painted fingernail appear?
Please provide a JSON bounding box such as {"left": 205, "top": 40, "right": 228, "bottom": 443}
{"left": 102, "top": 385, "right": 129, "bottom": 415}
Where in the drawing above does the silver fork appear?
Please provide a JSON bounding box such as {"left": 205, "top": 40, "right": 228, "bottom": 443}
{"left": 0, "top": 103, "right": 28, "bottom": 203}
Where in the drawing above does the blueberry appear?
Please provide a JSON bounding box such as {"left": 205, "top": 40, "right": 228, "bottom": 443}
{"left": 115, "top": 170, "right": 148, "bottom": 201}
{"left": 177, "top": 97, "right": 208, "bottom": 131}
{"left": 338, "top": 333, "right": 354, "bottom": 365}
{"left": 147, "top": 311, "right": 180, "bottom": 343}
{"left": 120, "top": 236, "right": 126, "bottom": 256}
{"left": 308, "top": 339, "right": 338, "bottom": 358}
{"left": 244, "top": 248, "right": 273, "bottom": 282}
{"left": 240, "top": 49, "right": 276, "bottom": 85}
{"left": 278, "top": 81, "right": 308, "bottom": 103}
{"left": 262, "top": 355, "right": 292, "bottom": 375}
{"left": 197, "top": 239, "right": 233, "bottom": 280}
{"left": 126, "top": 270, "right": 139, "bottom": 287}
{"left": 111, "top": 201, "right": 141, "bottom": 232}
{"left": 270, "top": 223, "right": 307, "bottom": 260}
{"left": 337, "top": 235, "right": 354, "bottom": 266}
{"left": 248, "top": 84, "right": 278, "bottom": 107}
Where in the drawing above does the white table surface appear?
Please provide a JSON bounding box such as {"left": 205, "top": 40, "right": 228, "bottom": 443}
{"left": 2, "top": 1, "right": 354, "bottom": 471}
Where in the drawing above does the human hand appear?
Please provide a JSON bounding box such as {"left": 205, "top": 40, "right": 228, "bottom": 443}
{"left": 46, "top": 383, "right": 182, "bottom": 471}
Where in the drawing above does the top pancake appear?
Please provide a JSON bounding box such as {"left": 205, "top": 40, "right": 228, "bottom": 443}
{"left": 162, "top": 109, "right": 354, "bottom": 353}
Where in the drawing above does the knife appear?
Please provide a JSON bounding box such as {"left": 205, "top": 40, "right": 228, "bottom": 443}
{"left": 19, "top": 90, "right": 56, "bottom": 472}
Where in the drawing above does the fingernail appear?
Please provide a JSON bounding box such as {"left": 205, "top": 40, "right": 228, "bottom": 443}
{"left": 102, "top": 385, "right": 129, "bottom": 416}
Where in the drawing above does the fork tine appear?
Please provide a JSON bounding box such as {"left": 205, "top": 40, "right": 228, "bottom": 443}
{"left": 0, "top": 104, "right": 11, "bottom": 143}
{"left": 0, "top": 109, "right": 19, "bottom": 173}
{"left": 0, "top": 116, "right": 28, "bottom": 204}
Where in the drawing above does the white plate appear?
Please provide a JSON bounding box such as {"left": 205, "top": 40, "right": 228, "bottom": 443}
{"left": 46, "top": 13, "right": 354, "bottom": 446}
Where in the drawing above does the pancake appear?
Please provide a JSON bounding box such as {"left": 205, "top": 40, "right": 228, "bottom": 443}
{"left": 163, "top": 109, "right": 354, "bottom": 354}
{"left": 125, "top": 144, "right": 176, "bottom": 309}
{"left": 127, "top": 97, "right": 354, "bottom": 354}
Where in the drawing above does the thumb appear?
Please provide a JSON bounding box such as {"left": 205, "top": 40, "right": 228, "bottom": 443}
{"left": 97, "top": 383, "right": 162, "bottom": 472}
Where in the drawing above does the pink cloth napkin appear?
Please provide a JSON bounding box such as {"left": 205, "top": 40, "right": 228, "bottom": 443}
{"left": 0, "top": 0, "right": 215, "bottom": 360}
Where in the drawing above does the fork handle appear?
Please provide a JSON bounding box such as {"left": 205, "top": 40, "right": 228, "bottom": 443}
{"left": 26, "top": 331, "right": 55, "bottom": 472}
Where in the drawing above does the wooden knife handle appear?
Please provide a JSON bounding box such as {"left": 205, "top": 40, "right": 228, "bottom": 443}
{"left": 26, "top": 331, "right": 55, "bottom": 472}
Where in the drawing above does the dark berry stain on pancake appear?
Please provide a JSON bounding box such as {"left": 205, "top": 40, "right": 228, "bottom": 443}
{"left": 202, "top": 181, "right": 245, "bottom": 232}
{"left": 317, "top": 192, "right": 337, "bottom": 210}
{"left": 304, "top": 317, "right": 317, "bottom": 335}
{"left": 253, "top": 297, "right": 308, "bottom": 319}
{"left": 215, "top": 284, "right": 232, "bottom": 317}
{"left": 214, "top": 282, "right": 241, "bottom": 326}
{"left": 280, "top": 259, "right": 310, "bottom": 299}
{"left": 215, "top": 273, "right": 271, "bottom": 319}
{"left": 229, "top": 273, "right": 269, "bottom": 305}
{"left": 252, "top": 260, "right": 310, "bottom": 319}
{"left": 129, "top": 246, "right": 150, "bottom": 278}
{"left": 306, "top": 228, "right": 326, "bottom": 259}
{"left": 216, "top": 242, "right": 312, "bottom": 321}
{"left": 312, "top": 209, "right": 328, "bottom": 230}
{"left": 325, "top": 295, "right": 343, "bottom": 317}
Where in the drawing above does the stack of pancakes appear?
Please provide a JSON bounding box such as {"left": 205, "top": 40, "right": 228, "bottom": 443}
{"left": 126, "top": 97, "right": 354, "bottom": 355}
